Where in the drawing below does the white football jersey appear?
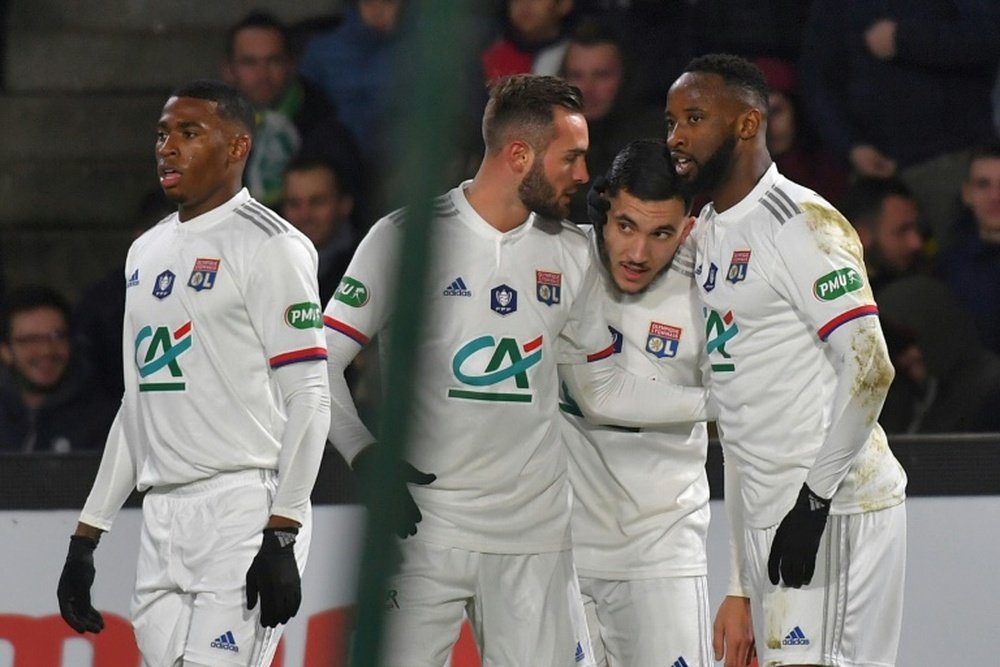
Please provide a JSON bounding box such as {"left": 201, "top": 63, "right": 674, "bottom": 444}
{"left": 323, "top": 184, "right": 615, "bottom": 553}
{"left": 692, "top": 165, "right": 906, "bottom": 528}
{"left": 81, "top": 189, "right": 327, "bottom": 527}
{"left": 561, "top": 228, "right": 710, "bottom": 579}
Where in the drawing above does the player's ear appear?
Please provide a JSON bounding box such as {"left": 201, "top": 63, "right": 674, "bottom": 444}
{"left": 507, "top": 139, "right": 534, "bottom": 176}
{"left": 738, "top": 107, "right": 763, "bottom": 141}
{"left": 230, "top": 133, "right": 252, "bottom": 161}
{"left": 680, "top": 215, "right": 695, "bottom": 243}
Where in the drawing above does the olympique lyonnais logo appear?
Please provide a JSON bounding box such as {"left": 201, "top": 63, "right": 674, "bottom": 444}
{"left": 188, "top": 258, "right": 221, "bottom": 291}
{"left": 726, "top": 250, "right": 751, "bottom": 284}
{"left": 535, "top": 270, "right": 561, "bottom": 305}
{"left": 645, "top": 322, "right": 681, "bottom": 358}
{"left": 448, "top": 334, "right": 542, "bottom": 402}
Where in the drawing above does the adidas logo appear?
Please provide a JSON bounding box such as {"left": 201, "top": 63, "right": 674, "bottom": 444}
{"left": 273, "top": 530, "right": 297, "bottom": 548}
{"left": 127, "top": 269, "right": 140, "bottom": 288}
{"left": 782, "top": 625, "right": 810, "bottom": 646}
{"left": 574, "top": 641, "right": 585, "bottom": 663}
{"left": 670, "top": 657, "right": 689, "bottom": 667}
{"left": 443, "top": 277, "right": 472, "bottom": 297}
{"left": 211, "top": 630, "right": 240, "bottom": 653}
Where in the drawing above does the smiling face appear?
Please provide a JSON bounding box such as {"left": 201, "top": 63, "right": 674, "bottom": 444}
{"left": 0, "top": 306, "right": 71, "bottom": 394}
{"left": 518, "top": 106, "right": 589, "bottom": 219}
{"left": 156, "top": 96, "right": 250, "bottom": 221}
{"left": 225, "top": 26, "right": 292, "bottom": 109}
{"left": 602, "top": 189, "right": 692, "bottom": 293}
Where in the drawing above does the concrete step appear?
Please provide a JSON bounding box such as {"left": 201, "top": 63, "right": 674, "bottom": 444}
{"left": 0, "top": 157, "right": 158, "bottom": 227}
{"left": 9, "top": 0, "right": 342, "bottom": 31}
{"left": 0, "top": 93, "right": 168, "bottom": 160}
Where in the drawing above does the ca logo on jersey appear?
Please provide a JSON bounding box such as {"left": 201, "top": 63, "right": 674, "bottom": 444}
{"left": 448, "top": 335, "right": 542, "bottom": 402}
{"left": 704, "top": 308, "right": 738, "bottom": 372}
{"left": 135, "top": 321, "right": 193, "bottom": 391}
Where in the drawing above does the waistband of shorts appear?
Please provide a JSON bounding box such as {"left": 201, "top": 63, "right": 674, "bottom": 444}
{"left": 146, "top": 468, "right": 275, "bottom": 497}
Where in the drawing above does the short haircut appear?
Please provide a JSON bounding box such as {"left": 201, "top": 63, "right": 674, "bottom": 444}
{"left": 604, "top": 139, "right": 692, "bottom": 213}
{"left": 482, "top": 74, "right": 584, "bottom": 154}
{"left": 567, "top": 16, "right": 625, "bottom": 52}
{"left": 226, "top": 11, "right": 288, "bottom": 60}
{"left": 968, "top": 140, "right": 1000, "bottom": 175}
{"left": 1, "top": 285, "right": 71, "bottom": 342}
{"left": 283, "top": 156, "right": 350, "bottom": 196}
{"left": 841, "top": 178, "right": 915, "bottom": 230}
{"left": 170, "top": 80, "right": 257, "bottom": 137}
{"left": 684, "top": 53, "right": 769, "bottom": 112}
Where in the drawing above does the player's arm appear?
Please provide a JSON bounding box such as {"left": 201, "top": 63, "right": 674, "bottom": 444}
{"left": 714, "top": 444, "right": 755, "bottom": 666}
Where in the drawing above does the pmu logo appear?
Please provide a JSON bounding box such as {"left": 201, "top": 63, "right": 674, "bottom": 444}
{"left": 448, "top": 335, "right": 542, "bottom": 402}
{"left": 704, "top": 308, "right": 738, "bottom": 372}
{"left": 134, "top": 321, "right": 193, "bottom": 391}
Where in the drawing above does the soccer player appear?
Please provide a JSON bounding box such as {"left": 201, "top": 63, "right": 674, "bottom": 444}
{"left": 561, "top": 139, "right": 741, "bottom": 667}
{"left": 323, "top": 75, "right": 709, "bottom": 667}
{"left": 56, "top": 81, "right": 331, "bottom": 666}
{"left": 666, "top": 54, "right": 907, "bottom": 667}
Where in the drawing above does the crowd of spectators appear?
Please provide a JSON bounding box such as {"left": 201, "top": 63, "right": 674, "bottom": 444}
{"left": 2, "top": 0, "right": 1000, "bottom": 450}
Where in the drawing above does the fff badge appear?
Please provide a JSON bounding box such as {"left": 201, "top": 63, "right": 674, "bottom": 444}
{"left": 726, "top": 250, "right": 751, "bottom": 284}
{"left": 535, "top": 270, "right": 562, "bottom": 306}
{"left": 646, "top": 322, "right": 681, "bottom": 358}
{"left": 702, "top": 262, "right": 718, "bottom": 292}
{"left": 152, "top": 269, "right": 176, "bottom": 300}
{"left": 490, "top": 284, "right": 517, "bottom": 316}
{"left": 188, "top": 258, "right": 220, "bottom": 291}
{"left": 608, "top": 325, "right": 623, "bottom": 354}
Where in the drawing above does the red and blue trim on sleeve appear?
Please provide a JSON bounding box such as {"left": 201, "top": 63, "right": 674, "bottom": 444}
{"left": 323, "top": 315, "right": 370, "bottom": 347}
{"left": 269, "top": 347, "right": 328, "bottom": 369}
{"left": 586, "top": 343, "right": 615, "bottom": 362}
{"left": 817, "top": 305, "right": 879, "bottom": 341}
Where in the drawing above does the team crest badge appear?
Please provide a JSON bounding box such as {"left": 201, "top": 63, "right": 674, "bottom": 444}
{"left": 490, "top": 284, "right": 518, "bottom": 316}
{"left": 535, "top": 270, "right": 562, "bottom": 305}
{"left": 702, "top": 263, "right": 718, "bottom": 292}
{"left": 152, "top": 270, "right": 175, "bottom": 300}
{"left": 645, "top": 322, "right": 681, "bottom": 358}
{"left": 188, "top": 258, "right": 220, "bottom": 291}
{"left": 608, "top": 325, "right": 623, "bottom": 353}
{"left": 726, "top": 250, "right": 751, "bottom": 284}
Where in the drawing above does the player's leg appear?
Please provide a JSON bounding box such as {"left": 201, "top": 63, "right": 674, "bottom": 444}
{"left": 590, "top": 576, "right": 712, "bottom": 667}
{"left": 380, "top": 539, "right": 477, "bottom": 667}
{"left": 577, "top": 577, "right": 609, "bottom": 667}
{"left": 472, "top": 549, "right": 595, "bottom": 667}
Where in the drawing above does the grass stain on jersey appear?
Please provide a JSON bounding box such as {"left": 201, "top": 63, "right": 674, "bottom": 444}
{"left": 850, "top": 327, "right": 894, "bottom": 425}
{"left": 802, "top": 202, "right": 865, "bottom": 265}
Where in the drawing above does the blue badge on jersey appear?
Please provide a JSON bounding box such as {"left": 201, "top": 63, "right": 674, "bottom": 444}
{"left": 188, "top": 258, "right": 220, "bottom": 291}
{"left": 608, "top": 325, "right": 623, "bottom": 353}
{"left": 702, "top": 263, "right": 718, "bottom": 292}
{"left": 646, "top": 322, "right": 681, "bottom": 358}
{"left": 152, "top": 270, "right": 175, "bottom": 300}
{"left": 726, "top": 250, "right": 751, "bottom": 284}
{"left": 127, "top": 269, "right": 139, "bottom": 288}
{"left": 535, "top": 270, "right": 561, "bottom": 305}
{"left": 490, "top": 284, "right": 517, "bottom": 316}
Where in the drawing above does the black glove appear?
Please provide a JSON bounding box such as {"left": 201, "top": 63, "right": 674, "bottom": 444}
{"left": 586, "top": 175, "right": 610, "bottom": 227}
{"left": 353, "top": 445, "right": 436, "bottom": 539}
{"left": 768, "top": 484, "right": 831, "bottom": 588}
{"left": 246, "top": 527, "right": 301, "bottom": 627}
{"left": 57, "top": 535, "right": 105, "bottom": 633}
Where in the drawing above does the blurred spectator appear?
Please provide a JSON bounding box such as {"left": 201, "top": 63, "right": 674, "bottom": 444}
{"left": 281, "top": 157, "right": 357, "bottom": 305}
{"left": 223, "top": 11, "right": 365, "bottom": 206}
{"left": 938, "top": 141, "right": 1000, "bottom": 355}
{"left": 74, "top": 190, "right": 173, "bottom": 401}
{"left": 560, "top": 18, "right": 663, "bottom": 223}
{"left": 754, "top": 56, "right": 848, "bottom": 207}
{"left": 842, "top": 178, "right": 926, "bottom": 294}
{"left": 799, "top": 1, "right": 1000, "bottom": 248}
{"left": 0, "top": 285, "right": 117, "bottom": 453}
{"left": 481, "top": 0, "right": 575, "bottom": 82}
{"left": 299, "top": 0, "right": 405, "bottom": 163}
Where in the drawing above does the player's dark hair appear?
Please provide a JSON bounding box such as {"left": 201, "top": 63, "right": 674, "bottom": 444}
{"left": 1, "top": 284, "right": 72, "bottom": 342}
{"left": 482, "top": 74, "right": 584, "bottom": 154}
{"left": 171, "top": 80, "right": 257, "bottom": 137}
{"left": 283, "top": 156, "right": 351, "bottom": 196}
{"left": 841, "top": 178, "right": 915, "bottom": 230}
{"left": 968, "top": 140, "right": 1000, "bottom": 176}
{"left": 685, "top": 53, "right": 769, "bottom": 112}
{"left": 226, "top": 11, "right": 289, "bottom": 60}
{"left": 603, "top": 139, "right": 692, "bottom": 214}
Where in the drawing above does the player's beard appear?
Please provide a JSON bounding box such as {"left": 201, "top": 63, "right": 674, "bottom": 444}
{"left": 685, "top": 133, "right": 738, "bottom": 198}
{"left": 519, "top": 157, "right": 568, "bottom": 220}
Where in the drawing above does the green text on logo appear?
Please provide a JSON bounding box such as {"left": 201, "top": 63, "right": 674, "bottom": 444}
{"left": 285, "top": 302, "right": 322, "bottom": 329}
{"left": 134, "top": 322, "right": 192, "bottom": 391}
{"left": 813, "top": 267, "right": 863, "bottom": 301}
{"left": 448, "top": 335, "right": 543, "bottom": 402}
{"left": 334, "top": 276, "right": 369, "bottom": 307}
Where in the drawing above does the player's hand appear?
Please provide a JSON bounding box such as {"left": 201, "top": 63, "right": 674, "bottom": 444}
{"left": 713, "top": 595, "right": 755, "bottom": 667}
{"left": 768, "top": 484, "right": 831, "bottom": 588}
{"left": 57, "top": 536, "right": 105, "bottom": 634}
{"left": 586, "top": 175, "right": 610, "bottom": 226}
{"left": 246, "top": 528, "right": 301, "bottom": 627}
{"left": 849, "top": 144, "right": 897, "bottom": 178}
{"left": 352, "top": 445, "right": 436, "bottom": 538}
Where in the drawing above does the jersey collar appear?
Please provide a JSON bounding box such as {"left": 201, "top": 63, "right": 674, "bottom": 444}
{"left": 452, "top": 181, "right": 535, "bottom": 242}
{"left": 712, "top": 163, "right": 780, "bottom": 225}
{"left": 175, "top": 188, "right": 251, "bottom": 230}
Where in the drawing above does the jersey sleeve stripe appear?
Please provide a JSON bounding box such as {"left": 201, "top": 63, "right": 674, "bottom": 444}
{"left": 246, "top": 201, "right": 291, "bottom": 232}
{"left": 235, "top": 208, "right": 276, "bottom": 236}
{"left": 817, "top": 305, "right": 879, "bottom": 341}
{"left": 765, "top": 190, "right": 794, "bottom": 219}
{"left": 323, "top": 315, "right": 370, "bottom": 346}
{"left": 269, "top": 347, "right": 329, "bottom": 368}
{"left": 772, "top": 186, "right": 802, "bottom": 215}
{"left": 759, "top": 197, "right": 786, "bottom": 225}
{"left": 586, "top": 344, "right": 615, "bottom": 362}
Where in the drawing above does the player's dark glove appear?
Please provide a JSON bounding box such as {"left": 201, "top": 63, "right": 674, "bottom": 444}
{"left": 352, "top": 445, "right": 436, "bottom": 539}
{"left": 587, "top": 175, "right": 610, "bottom": 227}
{"left": 246, "top": 527, "right": 301, "bottom": 627}
{"left": 768, "top": 484, "right": 831, "bottom": 588}
{"left": 57, "top": 535, "right": 105, "bottom": 634}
